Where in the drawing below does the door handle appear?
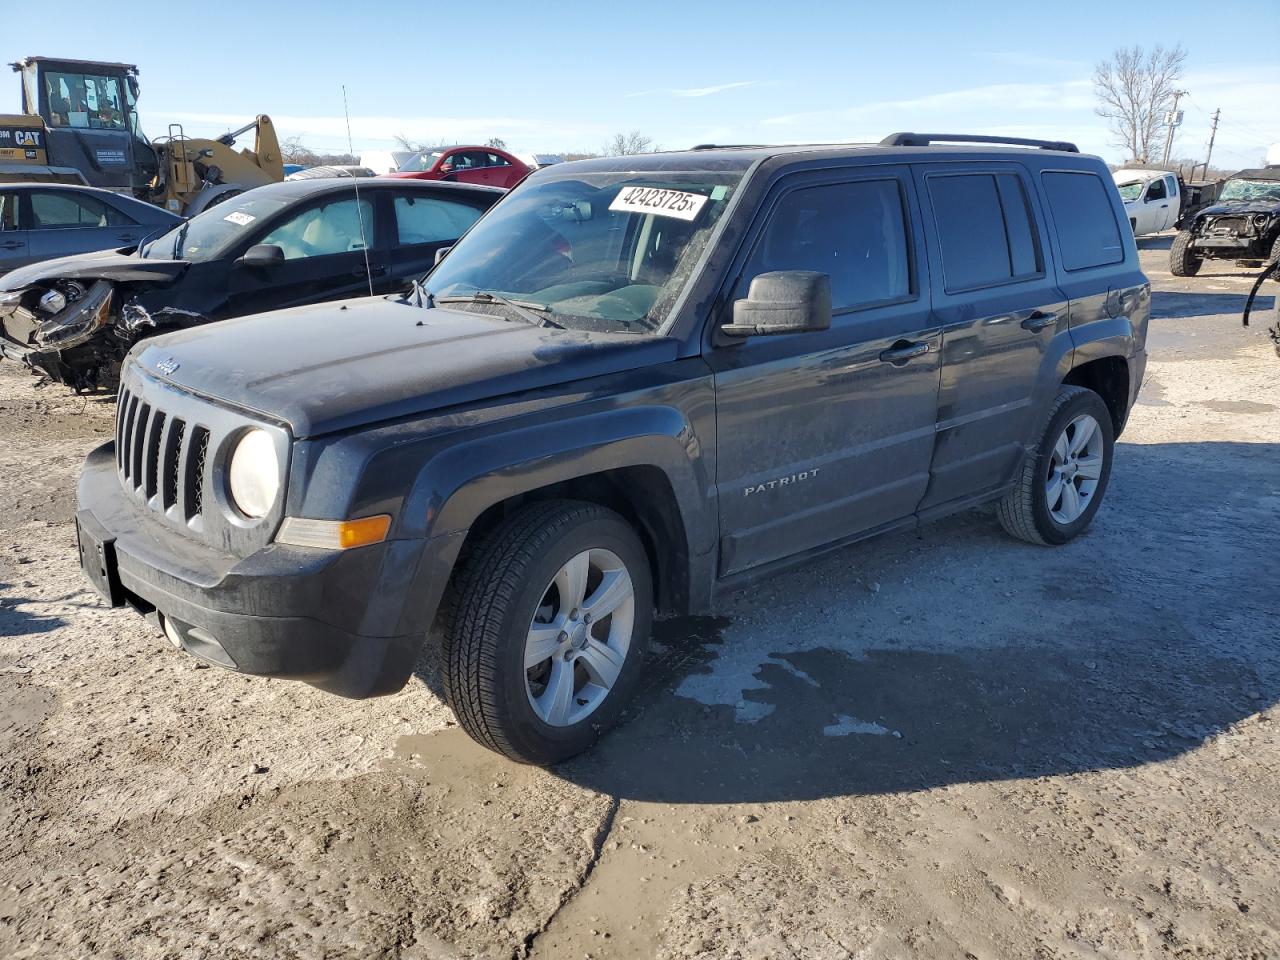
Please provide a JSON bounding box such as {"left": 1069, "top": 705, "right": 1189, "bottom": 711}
{"left": 878, "top": 340, "right": 930, "bottom": 364}
{"left": 352, "top": 265, "right": 388, "bottom": 278}
{"left": 1159, "top": 204, "right": 1169, "bottom": 209}
{"left": 0, "top": 241, "right": 23, "bottom": 250}
{"left": 1021, "top": 311, "right": 1057, "bottom": 332}
{"left": 116, "top": 234, "right": 139, "bottom": 242}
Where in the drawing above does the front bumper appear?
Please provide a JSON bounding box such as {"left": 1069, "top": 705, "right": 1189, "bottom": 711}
{"left": 76, "top": 441, "right": 453, "bottom": 698}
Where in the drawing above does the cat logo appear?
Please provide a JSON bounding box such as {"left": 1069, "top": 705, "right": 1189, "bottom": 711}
{"left": 15, "top": 130, "right": 41, "bottom": 148}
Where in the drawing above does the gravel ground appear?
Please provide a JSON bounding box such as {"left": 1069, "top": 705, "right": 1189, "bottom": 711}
{"left": 1, "top": 239, "right": 1277, "bottom": 959}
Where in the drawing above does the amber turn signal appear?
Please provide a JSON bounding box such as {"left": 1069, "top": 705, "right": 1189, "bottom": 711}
{"left": 276, "top": 514, "right": 392, "bottom": 550}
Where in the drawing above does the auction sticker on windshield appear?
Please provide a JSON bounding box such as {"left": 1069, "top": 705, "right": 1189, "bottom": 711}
{"left": 609, "top": 186, "right": 708, "bottom": 222}
{"left": 223, "top": 211, "right": 255, "bottom": 226}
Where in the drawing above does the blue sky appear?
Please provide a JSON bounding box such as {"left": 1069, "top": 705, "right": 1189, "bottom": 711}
{"left": 5, "top": 0, "right": 1278, "bottom": 167}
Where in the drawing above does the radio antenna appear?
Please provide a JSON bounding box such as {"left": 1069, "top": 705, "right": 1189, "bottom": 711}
{"left": 343, "top": 84, "right": 375, "bottom": 298}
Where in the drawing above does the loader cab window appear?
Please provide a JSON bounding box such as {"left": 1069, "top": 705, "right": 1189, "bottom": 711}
{"left": 44, "top": 71, "right": 126, "bottom": 130}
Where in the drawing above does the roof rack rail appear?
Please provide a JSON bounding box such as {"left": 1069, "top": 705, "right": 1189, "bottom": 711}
{"left": 690, "top": 143, "right": 769, "bottom": 150}
{"left": 881, "top": 133, "right": 1079, "bottom": 153}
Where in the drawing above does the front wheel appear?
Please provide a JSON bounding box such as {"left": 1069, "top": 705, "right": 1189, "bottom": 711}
{"left": 442, "top": 500, "right": 653, "bottom": 764}
{"left": 1169, "top": 230, "right": 1202, "bottom": 276}
{"left": 998, "top": 386, "right": 1115, "bottom": 546}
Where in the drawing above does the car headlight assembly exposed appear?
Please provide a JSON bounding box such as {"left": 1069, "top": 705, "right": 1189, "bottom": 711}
{"left": 227, "top": 429, "right": 280, "bottom": 519}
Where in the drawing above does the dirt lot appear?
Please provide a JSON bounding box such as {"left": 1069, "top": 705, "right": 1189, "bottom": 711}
{"left": 2, "top": 240, "right": 1277, "bottom": 960}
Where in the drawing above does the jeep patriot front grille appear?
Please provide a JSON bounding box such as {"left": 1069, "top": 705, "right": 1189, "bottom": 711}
{"left": 116, "top": 385, "right": 208, "bottom": 524}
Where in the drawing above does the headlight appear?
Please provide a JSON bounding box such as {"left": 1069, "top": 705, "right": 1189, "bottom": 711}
{"left": 228, "top": 429, "right": 279, "bottom": 519}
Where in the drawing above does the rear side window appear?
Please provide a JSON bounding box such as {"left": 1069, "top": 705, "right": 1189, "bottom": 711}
{"left": 29, "top": 191, "right": 132, "bottom": 229}
{"left": 742, "top": 179, "right": 911, "bottom": 312}
{"left": 928, "top": 173, "right": 1041, "bottom": 292}
{"left": 1041, "top": 172, "right": 1125, "bottom": 271}
{"left": 394, "top": 195, "right": 483, "bottom": 245}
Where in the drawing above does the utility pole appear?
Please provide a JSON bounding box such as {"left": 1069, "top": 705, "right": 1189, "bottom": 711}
{"left": 1202, "top": 108, "right": 1221, "bottom": 178}
{"left": 1161, "top": 89, "right": 1188, "bottom": 166}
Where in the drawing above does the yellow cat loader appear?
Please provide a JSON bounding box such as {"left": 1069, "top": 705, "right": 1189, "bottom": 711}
{"left": 1, "top": 56, "right": 282, "bottom": 215}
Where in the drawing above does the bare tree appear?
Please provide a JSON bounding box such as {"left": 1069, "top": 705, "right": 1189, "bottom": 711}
{"left": 604, "top": 131, "right": 656, "bottom": 156}
{"left": 280, "top": 135, "right": 318, "bottom": 165}
{"left": 485, "top": 137, "right": 507, "bottom": 150}
{"left": 1093, "top": 45, "right": 1188, "bottom": 163}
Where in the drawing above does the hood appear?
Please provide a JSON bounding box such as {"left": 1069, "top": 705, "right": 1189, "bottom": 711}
{"left": 1194, "top": 199, "right": 1280, "bottom": 219}
{"left": 134, "top": 296, "right": 678, "bottom": 438}
{"left": 0, "top": 248, "right": 188, "bottom": 291}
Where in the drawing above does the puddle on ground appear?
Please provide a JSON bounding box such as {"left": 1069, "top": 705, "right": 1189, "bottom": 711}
{"left": 1199, "top": 399, "right": 1277, "bottom": 414}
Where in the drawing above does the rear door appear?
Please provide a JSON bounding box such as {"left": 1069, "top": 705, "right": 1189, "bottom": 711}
{"left": 387, "top": 190, "right": 489, "bottom": 284}
{"left": 0, "top": 189, "right": 31, "bottom": 271}
{"left": 912, "top": 163, "right": 1069, "bottom": 510}
{"left": 223, "top": 193, "right": 388, "bottom": 317}
{"left": 24, "top": 189, "right": 141, "bottom": 261}
{"left": 710, "top": 167, "right": 942, "bottom": 575}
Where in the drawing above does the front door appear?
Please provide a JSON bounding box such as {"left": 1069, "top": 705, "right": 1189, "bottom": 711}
{"left": 911, "top": 163, "right": 1069, "bottom": 509}
{"left": 1141, "top": 176, "right": 1173, "bottom": 234}
{"left": 710, "top": 169, "right": 942, "bottom": 576}
{"left": 223, "top": 193, "right": 389, "bottom": 318}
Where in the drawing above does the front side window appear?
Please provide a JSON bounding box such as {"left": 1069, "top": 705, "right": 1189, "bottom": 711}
{"left": 427, "top": 168, "right": 743, "bottom": 334}
{"left": 29, "top": 191, "right": 128, "bottom": 229}
{"left": 1041, "top": 171, "right": 1125, "bottom": 271}
{"left": 394, "top": 195, "right": 483, "bottom": 245}
{"left": 260, "top": 197, "right": 374, "bottom": 259}
{"left": 741, "top": 179, "right": 911, "bottom": 312}
{"left": 44, "top": 71, "right": 126, "bottom": 130}
{"left": 929, "top": 172, "right": 1041, "bottom": 291}
{"left": 1145, "top": 178, "right": 1167, "bottom": 201}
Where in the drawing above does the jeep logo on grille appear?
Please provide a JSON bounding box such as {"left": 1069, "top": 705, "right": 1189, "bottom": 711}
{"left": 155, "top": 357, "right": 180, "bottom": 375}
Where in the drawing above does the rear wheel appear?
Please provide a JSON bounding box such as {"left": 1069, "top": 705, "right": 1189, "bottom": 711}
{"left": 442, "top": 500, "right": 652, "bottom": 764}
{"left": 998, "top": 386, "right": 1115, "bottom": 546}
{"left": 1169, "top": 229, "right": 1202, "bottom": 276}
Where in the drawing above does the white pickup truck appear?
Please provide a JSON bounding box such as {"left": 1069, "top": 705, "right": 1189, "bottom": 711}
{"left": 1113, "top": 169, "right": 1181, "bottom": 236}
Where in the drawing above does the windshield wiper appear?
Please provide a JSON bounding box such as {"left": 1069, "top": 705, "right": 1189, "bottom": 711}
{"left": 170, "top": 220, "right": 190, "bottom": 260}
{"left": 435, "top": 291, "right": 565, "bottom": 329}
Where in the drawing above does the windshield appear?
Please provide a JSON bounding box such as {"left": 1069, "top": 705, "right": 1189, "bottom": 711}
{"left": 1218, "top": 178, "right": 1280, "bottom": 203}
{"left": 425, "top": 168, "right": 742, "bottom": 334}
{"left": 1115, "top": 181, "right": 1143, "bottom": 201}
{"left": 399, "top": 151, "right": 443, "bottom": 173}
{"left": 141, "top": 194, "right": 290, "bottom": 262}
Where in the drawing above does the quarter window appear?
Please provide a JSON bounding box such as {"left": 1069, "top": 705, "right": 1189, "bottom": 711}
{"left": 1041, "top": 172, "right": 1125, "bottom": 271}
{"left": 742, "top": 179, "right": 911, "bottom": 312}
{"left": 394, "top": 195, "right": 483, "bottom": 245}
{"left": 928, "top": 173, "right": 1042, "bottom": 292}
{"left": 259, "top": 197, "right": 374, "bottom": 259}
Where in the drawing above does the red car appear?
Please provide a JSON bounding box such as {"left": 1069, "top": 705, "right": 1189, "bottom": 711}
{"left": 383, "top": 146, "right": 531, "bottom": 189}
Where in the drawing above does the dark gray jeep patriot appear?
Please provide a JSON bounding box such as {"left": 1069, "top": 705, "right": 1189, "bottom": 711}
{"left": 75, "top": 133, "right": 1149, "bottom": 763}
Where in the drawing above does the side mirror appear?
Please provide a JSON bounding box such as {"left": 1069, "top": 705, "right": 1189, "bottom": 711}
{"left": 434, "top": 245, "right": 452, "bottom": 266}
{"left": 722, "top": 271, "right": 832, "bottom": 337}
{"left": 439, "top": 163, "right": 455, "bottom": 174}
{"left": 237, "top": 243, "right": 284, "bottom": 268}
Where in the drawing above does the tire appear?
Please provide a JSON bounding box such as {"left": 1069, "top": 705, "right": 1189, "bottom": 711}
{"left": 997, "top": 386, "right": 1115, "bottom": 546}
{"left": 1169, "top": 229, "right": 1202, "bottom": 276}
{"left": 442, "top": 500, "right": 653, "bottom": 764}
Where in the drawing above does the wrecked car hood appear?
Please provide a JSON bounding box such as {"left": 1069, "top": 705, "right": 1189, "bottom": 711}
{"left": 134, "top": 296, "right": 678, "bottom": 438}
{"left": 0, "top": 249, "right": 188, "bottom": 291}
{"left": 1194, "top": 200, "right": 1280, "bottom": 219}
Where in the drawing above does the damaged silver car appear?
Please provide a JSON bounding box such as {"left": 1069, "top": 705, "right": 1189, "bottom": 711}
{"left": 0, "top": 177, "right": 502, "bottom": 390}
